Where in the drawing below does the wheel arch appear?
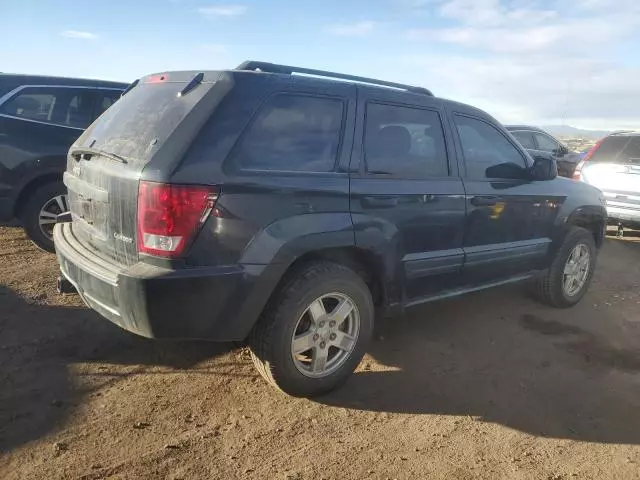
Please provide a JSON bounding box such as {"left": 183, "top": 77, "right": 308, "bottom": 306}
{"left": 13, "top": 172, "right": 64, "bottom": 219}
{"left": 566, "top": 206, "right": 606, "bottom": 249}
{"left": 276, "top": 246, "right": 388, "bottom": 308}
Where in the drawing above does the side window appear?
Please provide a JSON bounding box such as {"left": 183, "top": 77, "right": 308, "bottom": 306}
{"left": 511, "top": 130, "right": 536, "bottom": 150}
{"left": 0, "top": 87, "right": 94, "bottom": 129}
{"left": 65, "top": 90, "right": 95, "bottom": 128}
{"left": 364, "top": 103, "right": 448, "bottom": 178}
{"left": 534, "top": 133, "right": 559, "bottom": 153}
{"left": 96, "top": 90, "right": 122, "bottom": 117}
{"left": 0, "top": 90, "right": 56, "bottom": 123}
{"left": 230, "top": 94, "right": 344, "bottom": 172}
{"left": 454, "top": 115, "right": 528, "bottom": 180}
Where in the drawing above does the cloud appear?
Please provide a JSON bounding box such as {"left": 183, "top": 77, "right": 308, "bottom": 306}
{"left": 402, "top": 0, "right": 640, "bottom": 128}
{"left": 409, "top": 0, "right": 640, "bottom": 53}
{"left": 326, "top": 21, "right": 376, "bottom": 37}
{"left": 402, "top": 52, "right": 640, "bottom": 129}
{"left": 197, "top": 5, "right": 247, "bottom": 17}
{"left": 61, "top": 30, "right": 98, "bottom": 40}
{"left": 407, "top": 17, "right": 625, "bottom": 54}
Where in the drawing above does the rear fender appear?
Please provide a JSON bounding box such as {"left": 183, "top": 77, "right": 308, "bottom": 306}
{"left": 228, "top": 213, "right": 357, "bottom": 339}
{"left": 240, "top": 212, "right": 355, "bottom": 266}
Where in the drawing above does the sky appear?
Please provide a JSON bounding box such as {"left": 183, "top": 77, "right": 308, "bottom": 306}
{"left": 2, "top": 0, "right": 639, "bottom": 130}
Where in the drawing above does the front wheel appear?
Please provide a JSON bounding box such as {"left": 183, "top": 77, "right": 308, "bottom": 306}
{"left": 249, "top": 262, "right": 374, "bottom": 397}
{"left": 21, "top": 182, "right": 68, "bottom": 253}
{"left": 533, "top": 226, "right": 597, "bottom": 308}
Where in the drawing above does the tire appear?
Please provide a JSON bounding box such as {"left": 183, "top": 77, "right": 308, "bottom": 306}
{"left": 21, "top": 181, "right": 68, "bottom": 253}
{"left": 249, "top": 262, "right": 374, "bottom": 397}
{"left": 533, "top": 226, "right": 597, "bottom": 308}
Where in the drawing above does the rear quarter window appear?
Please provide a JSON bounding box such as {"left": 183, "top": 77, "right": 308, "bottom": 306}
{"left": 227, "top": 94, "right": 345, "bottom": 173}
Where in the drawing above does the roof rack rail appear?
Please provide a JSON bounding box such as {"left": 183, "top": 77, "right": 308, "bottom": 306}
{"left": 235, "top": 60, "right": 433, "bottom": 96}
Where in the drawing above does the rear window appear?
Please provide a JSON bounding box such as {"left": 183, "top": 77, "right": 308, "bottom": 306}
{"left": 81, "top": 80, "right": 213, "bottom": 162}
{"left": 591, "top": 136, "right": 640, "bottom": 164}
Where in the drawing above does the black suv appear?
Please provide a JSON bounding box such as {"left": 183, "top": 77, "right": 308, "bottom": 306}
{"left": 54, "top": 62, "right": 606, "bottom": 397}
{"left": 506, "top": 125, "right": 582, "bottom": 178}
{"left": 0, "top": 74, "right": 126, "bottom": 251}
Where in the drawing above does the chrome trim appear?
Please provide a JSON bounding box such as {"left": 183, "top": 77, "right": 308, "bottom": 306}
{"left": 0, "top": 83, "right": 123, "bottom": 130}
{"left": 83, "top": 291, "right": 122, "bottom": 317}
{"left": 63, "top": 172, "right": 109, "bottom": 202}
{"left": 0, "top": 83, "right": 122, "bottom": 107}
{"left": 0, "top": 113, "right": 85, "bottom": 130}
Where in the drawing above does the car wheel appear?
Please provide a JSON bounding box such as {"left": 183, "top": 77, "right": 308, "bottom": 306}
{"left": 21, "top": 182, "right": 68, "bottom": 253}
{"left": 249, "top": 262, "right": 374, "bottom": 397}
{"left": 533, "top": 226, "right": 597, "bottom": 308}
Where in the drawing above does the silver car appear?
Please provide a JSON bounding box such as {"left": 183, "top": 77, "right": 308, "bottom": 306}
{"left": 575, "top": 132, "right": 640, "bottom": 232}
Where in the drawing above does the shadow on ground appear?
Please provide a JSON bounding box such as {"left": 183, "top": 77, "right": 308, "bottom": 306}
{"left": 320, "top": 279, "right": 640, "bottom": 444}
{"left": 0, "top": 285, "right": 232, "bottom": 454}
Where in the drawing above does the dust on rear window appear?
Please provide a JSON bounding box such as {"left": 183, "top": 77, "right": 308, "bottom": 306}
{"left": 591, "top": 136, "right": 640, "bottom": 164}
{"left": 81, "top": 81, "right": 209, "bottom": 163}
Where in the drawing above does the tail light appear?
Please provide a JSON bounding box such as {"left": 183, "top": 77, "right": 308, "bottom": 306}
{"left": 573, "top": 138, "right": 604, "bottom": 181}
{"left": 137, "top": 181, "right": 218, "bottom": 257}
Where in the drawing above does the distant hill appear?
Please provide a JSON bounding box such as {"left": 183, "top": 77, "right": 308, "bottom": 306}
{"left": 541, "top": 125, "right": 611, "bottom": 139}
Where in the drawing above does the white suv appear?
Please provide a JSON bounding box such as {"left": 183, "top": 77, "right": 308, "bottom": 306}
{"left": 574, "top": 132, "right": 640, "bottom": 235}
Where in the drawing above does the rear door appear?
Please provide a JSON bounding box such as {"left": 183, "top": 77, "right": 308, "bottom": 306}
{"left": 350, "top": 89, "right": 466, "bottom": 306}
{"left": 451, "top": 114, "right": 560, "bottom": 284}
{"left": 0, "top": 86, "right": 95, "bottom": 206}
{"left": 65, "top": 73, "right": 224, "bottom": 266}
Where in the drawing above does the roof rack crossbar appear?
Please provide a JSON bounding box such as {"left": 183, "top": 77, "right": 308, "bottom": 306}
{"left": 235, "top": 61, "right": 433, "bottom": 96}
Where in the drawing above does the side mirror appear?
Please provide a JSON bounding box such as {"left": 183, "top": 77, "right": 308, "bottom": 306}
{"left": 530, "top": 156, "right": 558, "bottom": 181}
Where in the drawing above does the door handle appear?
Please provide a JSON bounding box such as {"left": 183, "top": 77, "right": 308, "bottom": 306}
{"left": 361, "top": 196, "right": 398, "bottom": 208}
{"left": 471, "top": 196, "right": 502, "bottom": 207}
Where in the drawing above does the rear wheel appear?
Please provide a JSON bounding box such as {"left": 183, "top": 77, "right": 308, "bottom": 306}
{"left": 21, "top": 182, "right": 68, "bottom": 253}
{"left": 533, "top": 227, "right": 596, "bottom": 308}
{"left": 249, "top": 262, "right": 374, "bottom": 397}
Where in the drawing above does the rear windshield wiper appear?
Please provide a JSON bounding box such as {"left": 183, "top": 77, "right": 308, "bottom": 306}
{"left": 71, "top": 147, "right": 128, "bottom": 164}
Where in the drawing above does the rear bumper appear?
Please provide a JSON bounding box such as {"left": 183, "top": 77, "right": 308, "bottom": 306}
{"left": 606, "top": 205, "right": 640, "bottom": 226}
{"left": 54, "top": 223, "right": 280, "bottom": 341}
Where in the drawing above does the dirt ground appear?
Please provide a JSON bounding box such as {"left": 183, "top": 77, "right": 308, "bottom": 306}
{"left": 0, "top": 226, "right": 639, "bottom": 480}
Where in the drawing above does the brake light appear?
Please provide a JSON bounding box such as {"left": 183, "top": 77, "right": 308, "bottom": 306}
{"left": 573, "top": 138, "right": 604, "bottom": 181}
{"left": 137, "top": 181, "right": 218, "bottom": 257}
{"left": 146, "top": 73, "right": 169, "bottom": 83}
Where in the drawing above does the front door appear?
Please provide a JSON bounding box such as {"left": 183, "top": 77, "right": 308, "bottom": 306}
{"left": 350, "top": 91, "right": 466, "bottom": 306}
{"left": 451, "top": 114, "right": 559, "bottom": 285}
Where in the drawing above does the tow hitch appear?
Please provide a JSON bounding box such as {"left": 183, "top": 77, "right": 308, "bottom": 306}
{"left": 57, "top": 276, "right": 76, "bottom": 294}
